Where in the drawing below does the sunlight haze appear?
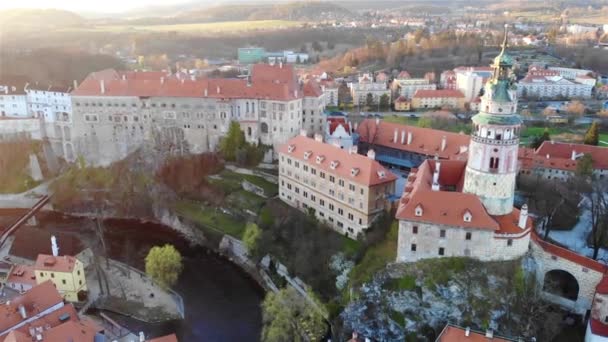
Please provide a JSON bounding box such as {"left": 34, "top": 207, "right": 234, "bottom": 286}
{"left": 0, "top": 0, "right": 195, "bottom": 12}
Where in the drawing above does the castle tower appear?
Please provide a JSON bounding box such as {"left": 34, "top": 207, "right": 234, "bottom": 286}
{"left": 462, "top": 25, "right": 521, "bottom": 216}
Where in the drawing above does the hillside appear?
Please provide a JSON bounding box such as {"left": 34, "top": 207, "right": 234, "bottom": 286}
{"left": 0, "top": 9, "right": 86, "bottom": 32}
{"left": 121, "top": 1, "right": 355, "bottom": 25}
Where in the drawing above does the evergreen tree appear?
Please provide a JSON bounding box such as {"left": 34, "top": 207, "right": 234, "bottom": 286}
{"left": 379, "top": 94, "right": 390, "bottom": 110}
{"left": 584, "top": 122, "right": 600, "bottom": 146}
{"left": 530, "top": 128, "right": 551, "bottom": 149}
{"left": 219, "top": 121, "right": 246, "bottom": 161}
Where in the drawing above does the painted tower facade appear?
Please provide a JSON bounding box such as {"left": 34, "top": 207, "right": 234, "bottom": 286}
{"left": 462, "top": 26, "right": 522, "bottom": 215}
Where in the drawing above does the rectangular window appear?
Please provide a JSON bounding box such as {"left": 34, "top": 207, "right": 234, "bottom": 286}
{"left": 320, "top": 172, "right": 325, "bottom": 178}
{"left": 338, "top": 179, "right": 344, "bottom": 187}
{"left": 413, "top": 226, "right": 418, "bottom": 234}
{"left": 507, "top": 239, "right": 513, "bottom": 246}
{"left": 440, "top": 230, "right": 446, "bottom": 238}
{"left": 438, "top": 247, "right": 445, "bottom": 256}
{"left": 329, "top": 176, "right": 335, "bottom": 183}
{"left": 411, "top": 244, "right": 417, "bottom": 252}
{"left": 465, "top": 232, "right": 472, "bottom": 240}
{"left": 349, "top": 184, "right": 356, "bottom": 192}
{"left": 338, "top": 208, "right": 344, "bottom": 215}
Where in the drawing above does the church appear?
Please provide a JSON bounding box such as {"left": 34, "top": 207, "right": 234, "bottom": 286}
{"left": 395, "top": 29, "right": 533, "bottom": 263}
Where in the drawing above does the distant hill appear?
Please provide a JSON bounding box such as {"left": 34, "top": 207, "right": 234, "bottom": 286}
{"left": 0, "top": 9, "right": 86, "bottom": 32}
{"left": 123, "top": 1, "right": 356, "bottom": 25}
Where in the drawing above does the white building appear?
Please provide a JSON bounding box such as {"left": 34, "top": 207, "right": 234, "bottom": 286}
{"left": 348, "top": 73, "right": 390, "bottom": 106}
{"left": 0, "top": 82, "right": 29, "bottom": 118}
{"left": 567, "top": 24, "right": 598, "bottom": 35}
{"left": 548, "top": 67, "right": 593, "bottom": 80}
{"left": 456, "top": 71, "right": 485, "bottom": 102}
{"left": 517, "top": 74, "right": 593, "bottom": 99}
{"left": 391, "top": 78, "right": 436, "bottom": 99}
{"left": 321, "top": 82, "right": 339, "bottom": 107}
{"left": 302, "top": 80, "right": 326, "bottom": 134}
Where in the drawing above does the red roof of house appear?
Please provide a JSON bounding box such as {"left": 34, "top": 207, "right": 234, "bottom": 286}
{"left": 590, "top": 318, "right": 608, "bottom": 338}
{"left": 327, "top": 117, "right": 351, "bottom": 135}
{"left": 38, "top": 320, "right": 102, "bottom": 342}
{"left": 395, "top": 96, "right": 409, "bottom": 103}
{"left": 412, "top": 89, "right": 464, "bottom": 99}
{"left": 14, "top": 304, "right": 79, "bottom": 334}
{"left": 303, "top": 79, "right": 323, "bottom": 98}
{"left": 35, "top": 254, "right": 78, "bottom": 273}
{"left": 596, "top": 275, "right": 608, "bottom": 294}
{"left": 356, "top": 119, "right": 470, "bottom": 160}
{"left": 72, "top": 64, "right": 301, "bottom": 101}
{"left": 398, "top": 71, "right": 411, "bottom": 79}
{"left": 531, "top": 231, "right": 608, "bottom": 273}
{"left": 6, "top": 265, "right": 37, "bottom": 287}
{"left": 454, "top": 66, "right": 494, "bottom": 73}
{"left": 535, "top": 141, "right": 608, "bottom": 169}
{"left": 437, "top": 324, "right": 515, "bottom": 341}
{"left": 278, "top": 135, "right": 397, "bottom": 187}
{"left": 0, "top": 281, "right": 63, "bottom": 332}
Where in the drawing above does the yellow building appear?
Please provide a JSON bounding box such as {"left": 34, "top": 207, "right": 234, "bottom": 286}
{"left": 394, "top": 96, "right": 411, "bottom": 111}
{"left": 411, "top": 89, "right": 465, "bottom": 110}
{"left": 34, "top": 254, "right": 87, "bottom": 302}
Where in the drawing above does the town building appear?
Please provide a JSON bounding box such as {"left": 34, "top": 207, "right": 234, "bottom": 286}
{"left": 238, "top": 47, "right": 309, "bottom": 65}
{"left": 440, "top": 70, "right": 457, "bottom": 90}
{"left": 456, "top": 71, "right": 486, "bottom": 102}
{"left": 436, "top": 324, "right": 517, "bottom": 341}
{"left": 302, "top": 80, "right": 326, "bottom": 134}
{"left": 34, "top": 247, "right": 87, "bottom": 302}
{"left": 396, "top": 28, "right": 532, "bottom": 262}
{"left": 324, "top": 116, "right": 355, "bottom": 149}
{"left": 320, "top": 79, "right": 339, "bottom": 107}
{"left": 278, "top": 133, "right": 397, "bottom": 238}
{"left": 0, "top": 79, "right": 29, "bottom": 118}
{"left": 391, "top": 78, "right": 436, "bottom": 100}
{"left": 585, "top": 276, "right": 608, "bottom": 342}
{"left": 356, "top": 119, "right": 470, "bottom": 170}
{"left": 348, "top": 74, "right": 391, "bottom": 106}
{"left": 548, "top": 66, "right": 594, "bottom": 80}
{"left": 70, "top": 63, "right": 306, "bottom": 165}
{"left": 411, "top": 89, "right": 466, "bottom": 110}
{"left": 5, "top": 265, "right": 37, "bottom": 293}
{"left": 517, "top": 74, "right": 593, "bottom": 99}
{"left": 518, "top": 141, "right": 608, "bottom": 181}
{"left": 393, "top": 96, "right": 411, "bottom": 111}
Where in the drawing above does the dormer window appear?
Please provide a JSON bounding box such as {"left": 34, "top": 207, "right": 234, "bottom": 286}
{"left": 463, "top": 210, "right": 472, "bottom": 222}
{"left": 415, "top": 204, "right": 423, "bottom": 217}
{"left": 351, "top": 168, "right": 360, "bottom": 177}
{"left": 287, "top": 144, "right": 295, "bottom": 153}
{"left": 377, "top": 170, "right": 386, "bottom": 179}
{"left": 304, "top": 151, "right": 312, "bottom": 160}
{"left": 330, "top": 161, "right": 340, "bottom": 170}
{"left": 316, "top": 155, "right": 325, "bottom": 164}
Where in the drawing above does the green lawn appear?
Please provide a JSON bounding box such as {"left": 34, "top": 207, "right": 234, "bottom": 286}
{"left": 174, "top": 200, "right": 246, "bottom": 238}
{"left": 217, "top": 170, "right": 278, "bottom": 197}
{"left": 76, "top": 20, "right": 301, "bottom": 34}
{"left": 382, "top": 115, "right": 419, "bottom": 126}
{"left": 226, "top": 189, "right": 267, "bottom": 213}
{"left": 600, "top": 133, "right": 608, "bottom": 146}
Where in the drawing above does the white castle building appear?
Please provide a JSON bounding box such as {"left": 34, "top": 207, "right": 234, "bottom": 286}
{"left": 69, "top": 64, "right": 313, "bottom": 165}
{"left": 396, "top": 27, "right": 532, "bottom": 262}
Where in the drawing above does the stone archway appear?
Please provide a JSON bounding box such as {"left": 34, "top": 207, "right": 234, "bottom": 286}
{"left": 543, "top": 269, "right": 579, "bottom": 301}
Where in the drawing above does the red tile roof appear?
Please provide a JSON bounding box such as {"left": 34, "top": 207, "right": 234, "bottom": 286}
{"left": 39, "top": 320, "right": 101, "bottom": 342}
{"left": 148, "top": 334, "right": 179, "bottom": 342}
{"left": 396, "top": 160, "right": 499, "bottom": 231}
{"left": 3, "top": 331, "right": 29, "bottom": 342}
{"left": 72, "top": 64, "right": 301, "bottom": 101}
{"left": 0, "top": 281, "right": 63, "bottom": 333}
{"left": 356, "top": 119, "right": 470, "bottom": 160}
{"left": 398, "top": 71, "right": 411, "bottom": 79}
{"left": 35, "top": 255, "right": 78, "bottom": 273}
{"left": 454, "top": 66, "right": 494, "bottom": 73}
{"left": 531, "top": 231, "right": 608, "bottom": 273}
{"left": 590, "top": 318, "right": 608, "bottom": 338}
{"left": 278, "top": 135, "right": 397, "bottom": 187}
{"left": 15, "top": 304, "right": 78, "bottom": 334}
{"left": 395, "top": 96, "right": 408, "bottom": 103}
{"left": 6, "top": 265, "right": 37, "bottom": 288}
{"left": 327, "top": 117, "right": 351, "bottom": 135}
{"left": 535, "top": 141, "right": 608, "bottom": 169}
{"left": 596, "top": 275, "right": 608, "bottom": 294}
{"left": 437, "top": 324, "right": 515, "bottom": 341}
{"left": 413, "top": 89, "right": 464, "bottom": 99}
{"left": 303, "top": 79, "right": 323, "bottom": 98}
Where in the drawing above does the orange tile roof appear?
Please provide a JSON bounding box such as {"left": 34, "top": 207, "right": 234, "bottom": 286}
{"left": 493, "top": 208, "right": 533, "bottom": 236}
{"left": 356, "top": 119, "right": 470, "bottom": 160}
{"left": 0, "top": 281, "right": 63, "bottom": 333}
{"left": 531, "top": 231, "right": 608, "bottom": 273}
{"left": 148, "top": 334, "right": 179, "bottom": 342}
{"left": 412, "top": 89, "right": 464, "bottom": 99}
{"left": 35, "top": 255, "right": 77, "bottom": 273}
{"left": 6, "top": 265, "right": 37, "bottom": 288}
{"left": 3, "top": 331, "right": 29, "bottom": 342}
{"left": 437, "top": 325, "right": 515, "bottom": 341}
{"left": 15, "top": 304, "right": 78, "bottom": 334}
{"left": 396, "top": 160, "right": 499, "bottom": 231}
{"left": 303, "top": 79, "right": 323, "bottom": 97}
{"left": 278, "top": 135, "right": 397, "bottom": 187}
{"left": 39, "top": 320, "right": 101, "bottom": 342}
{"left": 535, "top": 141, "right": 608, "bottom": 169}
{"left": 72, "top": 64, "right": 301, "bottom": 101}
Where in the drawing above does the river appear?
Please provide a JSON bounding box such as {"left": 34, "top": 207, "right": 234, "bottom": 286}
{"left": 0, "top": 209, "right": 264, "bottom": 341}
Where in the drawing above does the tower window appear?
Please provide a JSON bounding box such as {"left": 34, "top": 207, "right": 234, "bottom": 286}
{"left": 438, "top": 247, "right": 445, "bottom": 256}
{"left": 465, "top": 232, "right": 472, "bottom": 240}
{"left": 411, "top": 244, "right": 417, "bottom": 252}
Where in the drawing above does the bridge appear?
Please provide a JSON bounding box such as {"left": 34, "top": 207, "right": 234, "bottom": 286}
{"left": 0, "top": 195, "right": 50, "bottom": 249}
{"left": 530, "top": 231, "right": 608, "bottom": 316}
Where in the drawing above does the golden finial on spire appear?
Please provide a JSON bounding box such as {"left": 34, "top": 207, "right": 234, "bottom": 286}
{"left": 501, "top": 24, "right": 509, "bottom": 52}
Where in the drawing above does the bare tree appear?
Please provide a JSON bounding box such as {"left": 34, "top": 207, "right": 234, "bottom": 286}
{"left": 586, "top": 180, "right": 608, "bottom": 260}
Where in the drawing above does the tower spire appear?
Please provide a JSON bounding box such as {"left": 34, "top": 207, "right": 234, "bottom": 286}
{"left": 501, "top": 24, "right": 509, "bottom": 53}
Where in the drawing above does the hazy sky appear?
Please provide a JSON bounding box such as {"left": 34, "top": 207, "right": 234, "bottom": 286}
{"left": 0, "top": 0, "right": 193, "bottom": 12}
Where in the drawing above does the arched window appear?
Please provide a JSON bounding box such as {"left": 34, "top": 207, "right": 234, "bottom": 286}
{"left": 246, "top": 102, "right": 249, "bottom": 113}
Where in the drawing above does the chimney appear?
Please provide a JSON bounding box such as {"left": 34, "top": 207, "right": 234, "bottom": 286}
{"left": 432, "top": 162, "right": 441, "bottom": 191}
{"left": 314, "top": 133, "right": 323, "bottom": 142}
{"left": 73, "top": 80, "right": 78, "bottom": 89}
{"left": 571, "top": 150, "right": 576, "bottom": 160}
{"left": 122, "top": 74, "right": 126, "bottom": 81}
{"left": 217, "top": 85, "right": 221, "bottom": 94}
{"left": 485, "top": 329, "right": 494, "bottom": 339}
{"left": 518, "top": 204, "right": 529, "bottom": 229}
{"left": 100, "top": 80, "right": 105, "bottom": 94}
{"left": 300, "top": 129, "right": 307, "bottom": 137}
{"left": 294, "top": 90, "right": 298, "bottom": 97}
{"left": 18, "top": 304, "right": 26, "bottom": 319}
{"left": 160, "top": 77, "right": 165, "bottom": 84}
{"left": 407, "top": 131, "right": 413, "bottom": 145}
{"left": 393, "top": 129, "right": 398, "bottom": 142}
{"left": 375, "top": 117, "right": 380, "bottom": 125}
{"left": 546, "top": 154, "right": 550, "bottom": 159}
{"left": 349, "top": 145, "right": 358, "bottom": 154}
{"left": 367, "top": 149, "right": 376, "bottom": 160}
{"left": 279, "top": 61, "right": 283, "bottom": 69}
{"left": 204, "top": 88, "right": 208, "bottom": 97}
{"left": 354, "top": 122, "right": 358, "bottom": 131}
{"left": 401, "top": 130, "right": 406, "bottom": 144}
{"left": 139, "top": 332, "right": 145, "bottom": 342}
{"left": 51, "top": 235, "right": 59, "bottom": 257}
{"left": 465, "top": 327, "right": 470, "bottom": 337}
{"left": 441, "top": 136, "right": 447, "bottom": 151}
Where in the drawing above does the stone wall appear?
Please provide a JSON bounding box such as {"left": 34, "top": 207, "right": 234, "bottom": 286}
{"left": 0, "top": 118, "right": 41, "bottom": 141}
